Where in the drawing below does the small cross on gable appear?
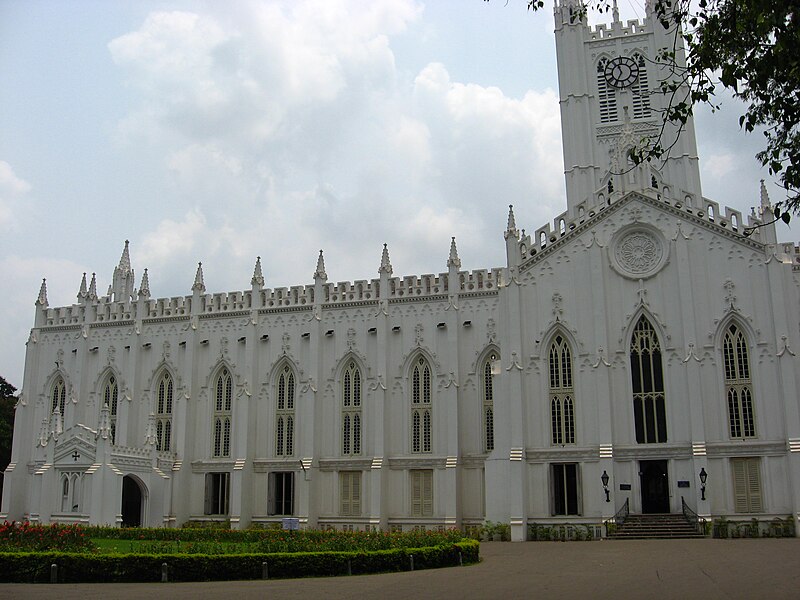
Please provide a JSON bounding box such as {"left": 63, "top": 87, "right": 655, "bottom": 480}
{"left": 71, "top": 450, "right": 80, "bottom": 462}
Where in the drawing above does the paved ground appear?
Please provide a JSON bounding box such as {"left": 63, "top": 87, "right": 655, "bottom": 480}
{"left": 2, "top": 539, "right": 799, "bottom": 599}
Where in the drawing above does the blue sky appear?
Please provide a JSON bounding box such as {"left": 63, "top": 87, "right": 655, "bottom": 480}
{"left": 0, "top": 0, "right": 790, "bottom": 388}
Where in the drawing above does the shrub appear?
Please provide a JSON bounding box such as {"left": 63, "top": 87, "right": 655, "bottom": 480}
{"left": 0, "top": 540, "right": 480, "bottom": 583}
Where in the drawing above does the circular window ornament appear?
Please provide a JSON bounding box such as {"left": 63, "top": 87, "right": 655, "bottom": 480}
{"left": 610, "top": 224, "right": 668, "bottom": 279}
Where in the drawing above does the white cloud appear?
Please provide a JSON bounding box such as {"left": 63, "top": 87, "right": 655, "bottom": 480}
{"left": 138, "top": 209, "right": 210, "bottom": 269}
{"left": 0, "top": 161, "right": 32, "bottom": 229}
{"left": 0, "top": 255, "right": 89, "bottom": 388}
{"left": 703, "top": 153, "right": 735, "bottom": 180}
{"left": 103, "top": 1, "right": 565, "bottom": 304}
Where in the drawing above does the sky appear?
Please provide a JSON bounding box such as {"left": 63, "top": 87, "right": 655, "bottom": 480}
{"left": 0, "top": 0, "right": 793, "bottom": 389}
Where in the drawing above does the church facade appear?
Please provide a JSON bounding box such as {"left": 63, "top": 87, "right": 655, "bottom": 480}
{"left": 3, "top": 1, "right": 800, "bottom": 540}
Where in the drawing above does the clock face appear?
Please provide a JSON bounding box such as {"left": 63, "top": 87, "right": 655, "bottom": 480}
{"left": 604, "top": 56, "right": 639, "bottom": 88}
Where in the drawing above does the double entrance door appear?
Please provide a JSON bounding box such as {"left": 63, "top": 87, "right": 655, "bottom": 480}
{"left": 639, "top": 460, "right": 670, "bottom": 513}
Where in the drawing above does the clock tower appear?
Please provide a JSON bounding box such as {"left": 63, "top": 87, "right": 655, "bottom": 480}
{"left": 554, "top": 0, "right": 703, "bottom": 213}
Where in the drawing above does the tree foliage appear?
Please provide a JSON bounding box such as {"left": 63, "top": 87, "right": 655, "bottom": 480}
{"left": 0, "top": 376, "right": 17, "bottom": 474}
{"left": 492, "top": 0, "right": 800, "bottom": 221}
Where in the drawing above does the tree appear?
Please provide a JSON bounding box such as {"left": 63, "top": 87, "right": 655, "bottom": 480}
{"left": 492, "top": 0, "right": 799, "bottom": 223}
{"left": 0, "top": 376, "right": 17, "bottom": 497}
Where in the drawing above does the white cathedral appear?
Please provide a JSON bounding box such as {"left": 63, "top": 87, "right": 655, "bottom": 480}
{"left": 3, "top": 2, "right": 800, "bottom": 541}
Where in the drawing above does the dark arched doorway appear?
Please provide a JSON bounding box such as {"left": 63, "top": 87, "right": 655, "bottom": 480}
{"left": 640, "top": 460, "right": 670, "bottom": 513}
{"left": 121, "top": 475, "right": 144, "bottom": 527}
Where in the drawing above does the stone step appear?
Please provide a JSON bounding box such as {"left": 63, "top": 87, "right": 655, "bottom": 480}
{"left": 608, "top": 513, "right": 706, "bottom": 540}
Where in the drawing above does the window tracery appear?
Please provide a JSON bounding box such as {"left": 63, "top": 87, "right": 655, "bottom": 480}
{"left": 276, "top": 364, "right": 295, "bottom": 456}
{"left": 213, "top": 367, "right": 232, "bottom": 457}
{"left": 723, "top": 324, "right": 756, "bottom": 439}
{"left": 342, "top": 361, "right": 362, "bottom": 455}
{"left": 549, "top": 336, "right": 575, "bottom": 445}
{"left": 411, "top": 356, "right": 432, "bottom": 453}
{"left": 630, "top": 317, "right": 667, "bottom": 443}
{"left": 156, "top": 371, "right": 173, "bottom": 452}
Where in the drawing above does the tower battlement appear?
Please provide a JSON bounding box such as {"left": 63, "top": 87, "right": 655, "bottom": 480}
{"left": 37, "top": 242, "right": 502, "bottom": 328}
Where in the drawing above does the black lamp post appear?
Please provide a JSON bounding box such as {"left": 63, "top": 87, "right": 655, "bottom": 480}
{"left": 601, "top": 470, "right": 610, "bottom": 502}
{"left": 699, "top": 468, "right": 708, "bottom": 501}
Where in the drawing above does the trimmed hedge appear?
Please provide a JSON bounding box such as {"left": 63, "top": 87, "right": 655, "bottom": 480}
{"left": 80, "top": 526, "right": 467, "bottom": 548}
{"left": 0, "top": 540, "right": 479, "bottom": 583}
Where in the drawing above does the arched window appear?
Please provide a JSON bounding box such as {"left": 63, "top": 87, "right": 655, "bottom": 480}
{"left": 156, "top": 371, "right": 173, "bottom": 452}
{"left": 597, "top": 58, "right": 618, "bottom": 123}
{"left": 630, "top": 53, "right": 651, "bottom": 119}
{"left": 342, "top": 361, "right": 362, "bottom": 455}
{"left": 723, "top": 324, "right": 756, "bottom": 439}
{"left": 549, "top": 336, "right": 575, "bottom": 445}
{"left": 104, "top": 375, "right": 119, "bottom": 445}
{"left": 411, "top": 356, "right": 432, "bottom": 453}
{"left": 483, "top": 351, "right": 498, "bottom": 452}
{"left": 51, "top": 376, "right": 66, "bottom": 415}
{"left": 213, "top": 367, "right": 232, "bottom": 457}
{"left": 276, "top": 364, "right": 295, "bottom": 457}
{"left": 630, "top": 317, "right": 667, "bottom": 443}
{"left": 61, "top": 476, "right": 70, "bottom": 512}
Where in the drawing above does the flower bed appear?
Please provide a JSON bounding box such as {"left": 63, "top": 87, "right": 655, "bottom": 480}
{"left": 0, "top": 522, "right": 94, "bottom": 553}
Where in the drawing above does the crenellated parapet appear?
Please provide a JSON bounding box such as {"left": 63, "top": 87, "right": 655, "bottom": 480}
{"left": 554, "top": 0, "right": 651, "bottom": 36}
{"left": 510, "top": 185, "right": 774, "bottom": 268}
{"left": 34, "top": 241, "right": 504, "bottom": 328}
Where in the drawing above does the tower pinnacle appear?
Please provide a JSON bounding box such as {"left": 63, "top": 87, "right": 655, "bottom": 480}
{"left": 139, "top": 268, "right": 150, "bottom": 299}
{"left": 251, "top": 256, "right": 264, "bottom": 287}
{"left": 192, "top": 262, "right": 206, "bottom": 293}
{"left": 447, "top": 237, "right": 461, "bottom": 269}
{"left": 78, "top": 272, "right": 88, "bottom": 302}
{"left": 88, "top": 273, "right": 98, "bottom": 301}
{"left": 36, "top": 278, "right": 48, "bottom": 307}
{"left": 505, "top": 205, "right": 519, "bottom": 240}
{"left": 378, "top": 243, "right": 393, "bottom": 275}
{"left": 118, "top": 240, "right": 131, "bottom": 274}
{"left": 313, "top": 250, "right": 327, "bottom": 281}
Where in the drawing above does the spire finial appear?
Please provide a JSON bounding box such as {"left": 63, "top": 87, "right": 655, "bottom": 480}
{"left": 760, "top": 179, "right": 771, "bottom": 209}
{"left": 118, "top": 240, "right": 131, "bottom": 274}
{"left": 378, "top": 243, "right": 393, "bottom": 275}
{"left": 36, "top": 278, "right": 48, "bottom": 306}
{"left": 139, "top": 268, "right": 150, "bottom": 299}
{"left": 612, "top": 0, "right": 620, "bottom": 23}
{"left": 88, "top": 273, "right": 98, "bottom": 301}
{"left": 314, "top": 250, "right": 327, "bottom": 280}
{"left": 192, "top": 262, "right": 205, "bottom": 293}
{"left": 505, "top": 205, "right": 519, "bottom": 240}
{"left": 447, "top": 236, "right": 461, "bottom": 269}
{"left": 78, "top": 272, "right": 88, "bottom": 301}
{"left": 251, "top": 256, "right": 264, "bottom": 287}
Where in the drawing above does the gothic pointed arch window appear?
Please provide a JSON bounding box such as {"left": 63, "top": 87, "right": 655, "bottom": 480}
{"left": 411, "top": 356, "right": 432, "bottom": 453}
{"left": 103, "top": 374, "right": 119, "bottom": 445}
{"left": 630, "top": 52, "right": 651, "bottom": 119}
{"left": 61, "top": 475, "right": 70, "bottom": 512}
{"left": 156, "top": 371, "right": 174, "bottom": 452}
{"left": 597, "top": 57, "right": 619, "bottom": 123}
{"left": 276, "top": 364, "right": 295, "bottom": 457}
{"left": 630, "top": 316, "right": 667, "bottom": 443}
{"left": 51, "top": 376, "right": 66, "bottom": 416}
{"left": 342, "top": 360, "right": 362, "bottom": 456}
{"left": 482, "top": 351, "right": 498, "bottom": 452}
{"left": 549, "top": 335, "right": 575, "bottom": 445}
{"left": 723, "top": 323, "right": 756, "bottom": 439}
{"left": 213, "top": 367, "right": 232, "bottom": 457}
